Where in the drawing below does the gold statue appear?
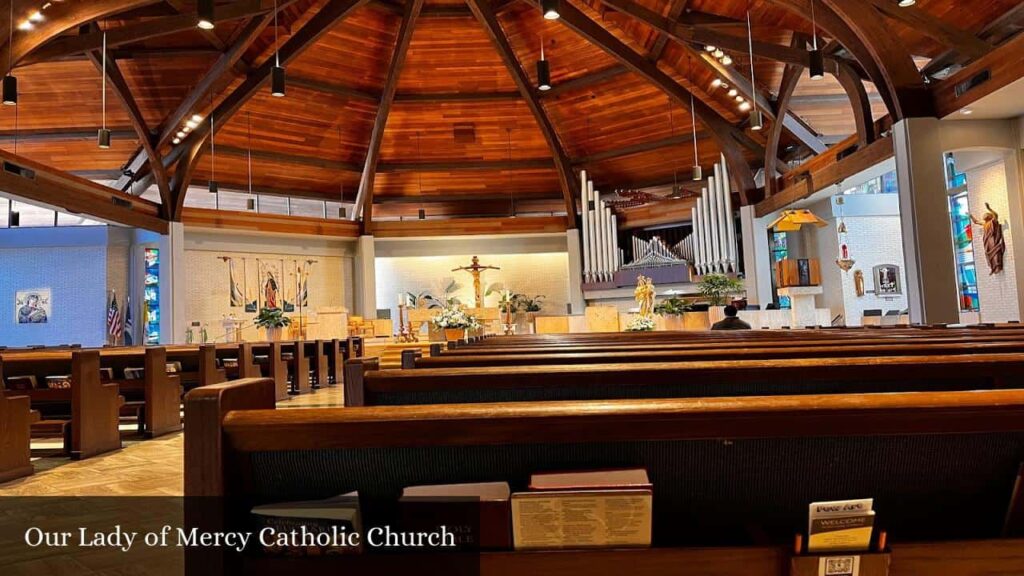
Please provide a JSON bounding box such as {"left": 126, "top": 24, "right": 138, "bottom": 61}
{"left": 970, "top": 203, "right": 1006, "bottom": 274}
{"left": 853, "top": 269, "right": 865, "bottom": 297}
{"left": 634, "top": 275, "right": 656, "bottom": 318}
{"left": 452, "top": 256, "right": 500, "bottom": 309}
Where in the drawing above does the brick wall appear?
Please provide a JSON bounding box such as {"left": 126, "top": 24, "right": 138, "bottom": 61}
{"left": 966, "top": 159, "right": 1020, "bottom": 323}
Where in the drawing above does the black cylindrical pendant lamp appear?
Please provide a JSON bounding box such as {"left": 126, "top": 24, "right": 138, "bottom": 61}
{"left": 271, "top": 65, "right": 286, "bottom": 97}
{"left": 418, "top": 209, "right": 426, "bottom": 220}
{"left": 246, "top": 197, "right": 256, "bottom": 211}
{"left": 2, "top": 75, "right": 16, "bottom": 106}
{"left": 536, "top": 59, "right": 551, "bottom": 91}
{"left": 197, "top": 0, "right": 215, "bottom": 29}
{"left": 338, "top": 206, "right": 347, "bottom": 218}
{"left": 750, "top": 109, "right": 764, "bottom": 131}
{"left": 97, "top": 128, "right": 111, "bottom": 149}
{"left": 808, "top": 48, "right": 825, "bottom": 80}
{"left": 692, "top": 165, "right": 702, "bottom": 182}
{"left": 208, "top": 180, "right": 218, "bottom": 194}
{"left": 9, "top": 210, "right": 20, "bottom": 227}
{"left": 541, "top": 0, "right": 560, "bottom": 20}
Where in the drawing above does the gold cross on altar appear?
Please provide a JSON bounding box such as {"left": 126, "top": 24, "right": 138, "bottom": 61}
{"left": 452, "top": 256, "right": 500, "bottom": 309}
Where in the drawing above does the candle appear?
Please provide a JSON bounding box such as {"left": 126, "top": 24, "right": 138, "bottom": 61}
{"left": 398, "top": 293, "right": 405, "bottom": 306}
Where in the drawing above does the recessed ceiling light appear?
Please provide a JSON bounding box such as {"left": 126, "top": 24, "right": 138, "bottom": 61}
{"left": 17, "top": 21, "right": 33, "bottom": 31}
{"left": 172, "top": 138, "right": 181, "bottom": 144}
{"left": 727, "top": 89, "right": 738, "bottom": 97}
{"left": 898, "top": 0, "right": 915, "bottom": 6}
{"left": 721, "top": 55, "right": 733, "bottom": 66}
{"left": 705, "top": 45, "right": 716, "bottom": 53}
{"left": 960, "top": 108, "right": 973, "bottom": 115}
{"left": 176, "top": 131, "right": 186, "bottom": 139}
{"left": 735, "top": 95, "right": 744, "bottom": 102}
{"left": 739, "top": 101, "right": 752, "bottom": 112}
{"left": 713, "top": 49, "right": 724, "bottom": 59}
{"left": 711, "top": 78, "right": 722, "bottom": 88}
{"left": 28, "top": 11, "right": 43, "bottom": 22}
{"left": 186, "top": 120, "right": 198, "bottom": 129}
{"left": 191, "top": 114, "right": 203, "bottom": 123}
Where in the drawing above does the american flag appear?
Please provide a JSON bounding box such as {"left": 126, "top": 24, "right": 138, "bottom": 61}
{"left": 123, "top": 295, "right": 134, "bottom": 346}
{"left": 107, "top": 292, "right": 122, "bottom": 343}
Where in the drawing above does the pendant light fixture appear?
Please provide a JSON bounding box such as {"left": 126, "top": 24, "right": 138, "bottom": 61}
{"left": 271, "top": 0, "right": 285, "bottom": 97}
{"left": 834, "top": 194, "right": 855, "bottom": 271}
{"left": 3, "top": 0, "right": 16, "bottom": 106}
{"left": 507, "top": 128, "right": 516, "bottom": 217}
{"left": 9, "top": 207, "right": 20, "bottom": 227}
{"left": 541, "top": 0, "right": 560, "bottom": 20}
{"left": 808, "top": 0, "right": 825, "bottom": 80}
{"left": 746, "top": 10, "right": 763, "bottom": 131}
{"left": 690, "top": 94, "right": 701, "bottom": 181}
{"left": 98, "top": 30, "right": 111, "bottom": 149}
{"left": 246, "top": 111, "right": 256, "bottom": 211}
{"left": 417, "top": 132, "right": 425, "bottom": 220}
{"left": 337, "top": 125, "right": 347, "bottom": 218}
{"left": 536, "top": 36, "right": 551, "bottom": 91}
{"left": 208, "top": 106, "right": 218, "bottom": 194}
{"left": 197, "top": 0, "right": 215, "bottom": 30}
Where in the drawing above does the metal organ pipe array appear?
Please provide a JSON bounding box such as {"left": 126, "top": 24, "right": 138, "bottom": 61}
{"left": 684, "top": 155, "right": 739, "bottom": 275}
{"left": 580, "top": 170, "right": 622, "bottom": 283}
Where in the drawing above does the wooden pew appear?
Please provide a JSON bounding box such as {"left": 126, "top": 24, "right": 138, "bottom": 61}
{"left": 166, "top": 344, "right": 227, "bottom": 390}
{"left": 289, "top": 340, "right": 312, "bottom": 395}
{"left": 0, "top": 385, "right": 38, "bottom": 483}
{"left": 0, "top": 347, "right": 180, "bottom": 441}
{"left": 185, "top": 379, "right": 1024, "bottom": 575}
{"left": 347, "top": 353, "right": 1024, "bottom": 407}
{"left": 66, "top": 351, "right": 122, "bottom": 459}
{"left": 411, "top": 339, "right": 1024, "bottom": 369}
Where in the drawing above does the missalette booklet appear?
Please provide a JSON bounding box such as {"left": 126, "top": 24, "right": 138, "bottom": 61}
{"left": 807, "top": 498, "right": 875, "bottom": 553}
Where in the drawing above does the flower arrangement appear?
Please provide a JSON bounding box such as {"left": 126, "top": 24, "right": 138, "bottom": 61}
{"left": 625, "top": 315, "right": 656, "bottom": 332}
{"left": 430, "top": 306, "right": 480, "bottom": 330}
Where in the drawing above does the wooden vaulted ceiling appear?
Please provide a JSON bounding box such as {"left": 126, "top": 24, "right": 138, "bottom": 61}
{"left": 0, "top": 0, "right": 1021, "bottom": 226}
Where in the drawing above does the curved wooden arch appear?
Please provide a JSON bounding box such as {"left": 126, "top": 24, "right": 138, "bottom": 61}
{"left": 819, "top": 0, "right": 932, "bottom": 119}
{"left": 764, "top": 34, "right": 806, "bottom": 198}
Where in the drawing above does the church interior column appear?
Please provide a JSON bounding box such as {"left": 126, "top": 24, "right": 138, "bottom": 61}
{"left": 354, "top": 235, "right": 377, "bottom": 319}
{"left": 739, "top": 205, "right": 773, "bottom": 306}
{"left": 893, "top": 117, "right": 961, "bottom": 324}
{"left": 566, "top": 229, "right": 585, "bottom": 315}
{"left": 158, "top": 221, "right": 187, "bottom": 344}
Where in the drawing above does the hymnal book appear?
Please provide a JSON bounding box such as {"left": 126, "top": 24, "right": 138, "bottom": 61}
{"left": 512, "top": 469, "right": 652, "bottom": 550}
{"left": 808, "top": 498, "right": 874, "bottom": 553}
{"left": 400, "top": 481, "right": 511, "bottom": 550}
{"left": 251, "top": 491, "right": 361, "bottom": 555}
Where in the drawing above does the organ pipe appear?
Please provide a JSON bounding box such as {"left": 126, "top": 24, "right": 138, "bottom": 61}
{"left": 581, "top": 170, "right": 592, "bottom": 282}
{"left": 679, "top": 156, "right": 739, "bottom": 276}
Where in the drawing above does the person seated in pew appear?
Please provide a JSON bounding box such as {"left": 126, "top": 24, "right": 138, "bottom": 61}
{"left": 711, "top": 305, "right": 751, "bottom": 331}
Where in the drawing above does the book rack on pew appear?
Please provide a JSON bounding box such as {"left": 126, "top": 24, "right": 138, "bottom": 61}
{"left": 184, "top": 377, "right": 1024, "bottom": 576}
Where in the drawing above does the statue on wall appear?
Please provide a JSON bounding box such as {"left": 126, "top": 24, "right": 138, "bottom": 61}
{"left": 853, "top": 270, "right": 865, "bottom": 297}
{"left": 634, "top": 275, "right": 656, "bottom": 318}
{"left": 970, "top": 203, "right": 1006, "bottom": 274}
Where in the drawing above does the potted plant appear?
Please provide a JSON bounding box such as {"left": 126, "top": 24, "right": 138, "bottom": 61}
{"left": 431, "top": 306, "right": 480, "bottom": 342}
{"left": 697, "top": 274, "right": 745, "bottom": 324}
{"left": 654, "top": 296, "right": 692, "bottom": 331}
{"left": 512, "top": 294, "right": 545, "bottom": 333}
{"left": 254, "top": 307, "right": 291, "bottom": 341}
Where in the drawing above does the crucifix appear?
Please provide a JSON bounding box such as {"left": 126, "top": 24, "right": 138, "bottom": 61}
{"left": 452, "top": 256, "right": 500, "bottom": 309}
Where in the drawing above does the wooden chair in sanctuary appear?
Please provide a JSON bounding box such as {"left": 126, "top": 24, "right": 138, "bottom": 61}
{"left": 184, "top": 378, "right": 1024, "bottom": 575}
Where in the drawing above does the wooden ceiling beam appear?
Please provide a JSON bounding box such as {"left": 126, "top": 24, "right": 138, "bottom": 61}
{"left": 921, "top": 4, "right": 1024, "bottom": 79}
{"left": 817, "top": 0, "right": 932, "bottom": 118}
{"left": 767, "top": 0, "right": 901, "bottom": 120}
{"left": 833, "top": 59, "right": 876, "bottom": 149}
{"left": 19, "top": 0, "right": 278, "bottom": 68}
{"left": 863, "top": 0, "right": 992, "bottom": 59}
{"left": 932, "top": 32, "right": 1024, "bottom": 118}
{"left": 168, "top": 0, "right": 373, "bottom": 221}
{"left": 536, "top": 0, "right": 758, "bottom": 204}
{"left": 85, "top": 35, "right": 173, "bottom": 214}
{"left": 371, "top": 215, "right": 568, "bottom": 238}
{"left": 352, "top": 0, "right": 425, "bottom": 231}
{"left": 468, "top": 0, "right": 578, "bottom": 228}
{"left": 215, "top": 145, "right": 364, "bottom": 172}
{"left": 0, "top": 148, "right": 167, "bottom": 233}
{"left": 288, "top": 76, "right": 380, "bottom": 100}
{"left": 647, "top": 0, "right": 688, "bottom": 62}
{"left": 765, "top": 34, "right": 807, "bottom": 197}
{"left": 571, "top": 132, "right": 709, "bottom": 165}
{"left": 1, "top": 0, "right": 160, "bottom": 74}
{"left": 539, "top": 65, "right": 629, "bottom": 98}
{"left": 378, "top": 159, "right": 554, "bottom": 172}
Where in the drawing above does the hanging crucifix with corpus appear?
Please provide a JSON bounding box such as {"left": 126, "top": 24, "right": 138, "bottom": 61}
{"left": 452, "top": 256, "right": 500, "bottom": 309}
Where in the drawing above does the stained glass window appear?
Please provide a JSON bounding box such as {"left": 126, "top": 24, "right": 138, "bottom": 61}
{"left": 144, "top": 248, "right": 161, "bottom": 344}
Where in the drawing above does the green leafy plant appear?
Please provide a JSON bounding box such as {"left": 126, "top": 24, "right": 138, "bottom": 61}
{"left": 654, "top": 296, "right": 693, "bottom": 316}
{"left": 254, "top": 307, "right": 292, "bottom": 328}
{"left": 697, "top": 274, "right": 745, "bottom": 306}
{"left": 517, "top": 294, "right": 545, "bottom": 313}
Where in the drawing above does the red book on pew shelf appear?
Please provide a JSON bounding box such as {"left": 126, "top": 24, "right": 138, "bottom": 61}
{"left": 512, "top": 469, "right": 652, "bottom": 550}
{"left": 400, "top": 482, "right": 512, "bottom": 550}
